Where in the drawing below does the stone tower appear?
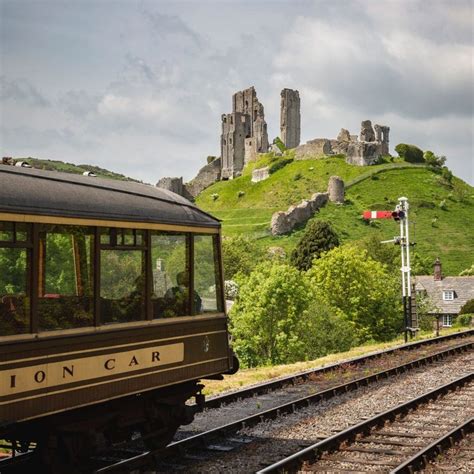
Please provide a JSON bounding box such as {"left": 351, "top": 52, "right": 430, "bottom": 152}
{"left": 221, "top": 86, "right": 268, "bottom": 178}
{"left": 221, "top": 112, "right": 251, "bottom": 179}
{"left": 280, "top": 88, "right": 301, "bottom": 149}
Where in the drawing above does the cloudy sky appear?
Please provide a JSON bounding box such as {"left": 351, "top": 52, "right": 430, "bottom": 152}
{"left": 1, "top": 0, "right": 473, "bottom": 184}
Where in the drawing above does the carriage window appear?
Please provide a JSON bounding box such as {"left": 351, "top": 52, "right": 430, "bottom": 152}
{"left": 0, "top": 246, "right": 30, "bottom": 336}
{"left": 100, "top": 228, "right": 145, "bottom": 324}
{"left": 151, "top": 233, "right": 190, "bottom": 318}
{"left": 194, "top": 235, "right": 222, "bottom": 313}
{"left": 38, "top": 225, "right": 94, "bottom": 331}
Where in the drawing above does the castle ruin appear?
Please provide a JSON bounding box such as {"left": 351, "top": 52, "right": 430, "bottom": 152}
{"left": 295, "top": 120, "right": 390, "bottom": 166}
{"left": 280, "top": 88, "right": 301, "bottom": 149}
{"left": 221, "top": 87, "right": 269, "bottom": 179}
{"left": 156, "top": 86, "right": 392, "bottom": 199}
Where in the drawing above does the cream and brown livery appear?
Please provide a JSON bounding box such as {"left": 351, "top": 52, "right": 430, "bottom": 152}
{"left": 0, "top": 165, "right": 237, "bottom": 469}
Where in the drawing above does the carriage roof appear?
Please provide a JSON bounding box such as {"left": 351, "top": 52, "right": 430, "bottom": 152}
{"left": 0, "top": 166, "right": 220, "bottom": 229}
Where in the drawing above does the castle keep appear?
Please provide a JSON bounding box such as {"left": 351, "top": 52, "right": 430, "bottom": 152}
{"left": 221, "top": 87, "right": 269, "bottom": 179}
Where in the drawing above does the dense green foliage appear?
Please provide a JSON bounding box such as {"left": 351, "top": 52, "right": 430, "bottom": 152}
{"left": 222, "top": 236, "right": 264, "bottom": 280}
{"left": 395, "top": 143, "right": 424, "bottom": 163}
{"left": 290, "top": 221, "right": 339, "bottom": 271}
{"left": 460, "top": 299, "right": 474, "bottom": 315}
{"left": 307, "top": 245, "right": 402, "bottom": 342}
{"left": 423, "top": 151, "right": 446, "bottom": 168}
{"left": 230, "top": 262, "right": 316, "bottom": 366}
{"left": 230, "top": 261, "right": 358, "bottom": 367}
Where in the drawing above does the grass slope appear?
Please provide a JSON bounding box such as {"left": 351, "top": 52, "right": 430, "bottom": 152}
{"left": 19, "top": 157, "right": 140, "bottom": 182}
{"left": 196, "top": 157, "right": 473, "bottom": 275}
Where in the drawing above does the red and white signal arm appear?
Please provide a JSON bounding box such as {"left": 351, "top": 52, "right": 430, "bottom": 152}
{"left": 362, "top": 210, "right": 393, "bottom": 219}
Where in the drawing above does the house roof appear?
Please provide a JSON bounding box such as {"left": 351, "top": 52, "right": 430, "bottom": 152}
{"left": 415, "top": 276, "right": 474, "bottom": 314}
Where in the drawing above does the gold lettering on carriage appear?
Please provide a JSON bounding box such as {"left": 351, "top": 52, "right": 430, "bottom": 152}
{"left": 1, "top": 342, "right": 184, "bottom": 397}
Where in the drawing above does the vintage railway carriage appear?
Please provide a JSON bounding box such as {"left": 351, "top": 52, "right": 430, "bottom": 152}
{"left": 0, "top": 165, "right": 236, "bottom": 465}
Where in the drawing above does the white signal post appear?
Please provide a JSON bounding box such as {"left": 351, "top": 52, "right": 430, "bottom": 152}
{"left": 363, "top": 197, "right": 414, "bottom": 343}
{"left": 397, "top": 197, "right": 412, "bottom": 343}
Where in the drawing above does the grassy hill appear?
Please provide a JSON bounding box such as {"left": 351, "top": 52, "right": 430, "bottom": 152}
{"left": 196, "top": 156, "right": 473, "bottom": 275}
{"left": 16, "top": 157, "right": 141, "bottom": 182}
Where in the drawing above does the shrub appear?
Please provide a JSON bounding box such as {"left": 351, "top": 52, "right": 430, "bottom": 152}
{"left": 460, "top": 299, "right": 474, "bottom": 315}
{"left": 440, "top": 167, "right": 453, "bottom": 185}
{"left": 211, "top": 193, "right": 219, "bottom": 201}
{"left": 224, "top": 280, "right": 239, "bottom": 300}
{"left": 439, "top": 199, "right": 447, "bottom": 210}
{"left": 395, "top": 143, "right": 424, "bottom": 163}
{"left": 237, "top": 191, "right": 245, "bottom": 198}
{"left": 455, "top": 313, "right": 472, "bottom": 327}
{"left": 290, "top": 221, "right": 339, "bottom": 271}
{"left": 273, "top": 137, "right": 287, "bottom": 153}
{"left": 423, "top": 150, "right": 446, "bottom": 168}
{"left": 207, "top": 155, "right": 217, "bottom": 164}
{"left": 269, "top": 157, "right": 293, "bottom": 174}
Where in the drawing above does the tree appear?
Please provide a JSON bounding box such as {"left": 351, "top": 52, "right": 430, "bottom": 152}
{"left": 460, "top": 299, "right": 474, "bottom": 315}
{"left": 356, "top": 233, "right": 399, "bottom": 272}
{"left": 291, "top": 220, "right": 339, "bottom": 271}
{"left": 395, "top": 143, "right": 424, "bottom": 163}
{"left": 230, "top": 262, "right": 314, "bottom": 367}
{"left": 222, "top": 236, "right": 264, "bottom": 280}
{"left": 307, "top": 245, "right": 402, "bottom": 342}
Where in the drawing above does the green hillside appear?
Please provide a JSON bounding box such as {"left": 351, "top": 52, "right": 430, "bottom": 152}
{"left": 17, "top": 157, "right": 141, "bottom": 182}
{"left": 196, "top": 156, "right": 473, "bottom": 275}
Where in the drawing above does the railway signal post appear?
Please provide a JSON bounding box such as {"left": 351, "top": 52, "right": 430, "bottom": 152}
{"left": 363, "top": 197, "right": 414, "bottom": 343}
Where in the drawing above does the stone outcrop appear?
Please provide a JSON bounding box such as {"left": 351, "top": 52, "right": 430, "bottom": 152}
{"left": 251, "top": 166, "right": 270, "bottom": 183}
{"left": 271, "top": 192, "right": 329, "bottom": 235}
{"left": 327, "top": 176, "right": 345, "bottom": 203}
{"left": 280, "top": 88, "right": 301, "bottom": 149}
{"left": 295, "top": 120, "right": 390, "bottom": 166}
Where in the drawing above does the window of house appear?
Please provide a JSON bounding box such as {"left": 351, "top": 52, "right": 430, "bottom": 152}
{"left": 442, "top": 314, "right": 452, "bottom": 327}
{"left": 38, "top": 225, "right": 94, "bottom": 331}
{"left": 443, "top": 290, "right": 454, "bottom": 301}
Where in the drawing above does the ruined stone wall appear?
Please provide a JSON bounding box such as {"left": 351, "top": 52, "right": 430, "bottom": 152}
{"left": 221, "top": 112, "right": 250, "bottom": 179}
{"left": 185, "top": 157, "right": 222, "bottom": 198}
{"left": 280, "top": 88, "right": 301, "bottom": 149}
{"left": 295, "top": 138, "right": 332, "bottom": 159}
{"left": 155, "top": 177, "right": 184, "bottom": 195}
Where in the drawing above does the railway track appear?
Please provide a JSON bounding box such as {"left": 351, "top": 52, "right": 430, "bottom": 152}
{"left": 259, "top": 373, "right": 473, "bottom": 473}
{"left": 1, "top": 330, "right": 472, "bottom": 473}
{"left": 91, "top": 333, "right": 473, "bottom": 473}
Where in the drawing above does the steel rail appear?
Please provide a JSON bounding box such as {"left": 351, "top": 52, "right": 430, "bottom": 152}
{"left": 94, "top": 338, "right": 473, "bottom": 473}
{"left": 391, "top": 417, "right": 473, "bottom": 474}
{"left": 257, "top": 372, "right": 473, "bottom": 473}
{"left": 202, "top": 329, "right": 473, "bottom": 409}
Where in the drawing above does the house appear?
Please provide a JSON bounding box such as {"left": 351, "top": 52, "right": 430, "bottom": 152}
{"left": 415, "top": 258, "right": 474, "bottom": 327}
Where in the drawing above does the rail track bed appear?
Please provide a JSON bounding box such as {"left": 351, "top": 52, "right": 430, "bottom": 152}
{"left": 2, "top": 331, "right": 472, "bottom": 473}
{"left": 261, "top": 374, "right": 473, "bottom": 473}
{"left": 92, "top": 334, "right": 473, "bottom": 473}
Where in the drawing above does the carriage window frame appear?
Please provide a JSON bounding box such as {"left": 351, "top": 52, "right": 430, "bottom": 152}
{"left": 0, "top": 221, "right": 33, "bottom": 336}
{"left": 98, "top": 227, "right": 148, "bottom": 325}
{"left": 192, "top": 233, "right": 225, "bottom": 315}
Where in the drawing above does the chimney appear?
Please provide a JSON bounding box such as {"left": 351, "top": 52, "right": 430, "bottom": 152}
{"left": 433, "top": 257, "right": 442, "bottom": 281}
